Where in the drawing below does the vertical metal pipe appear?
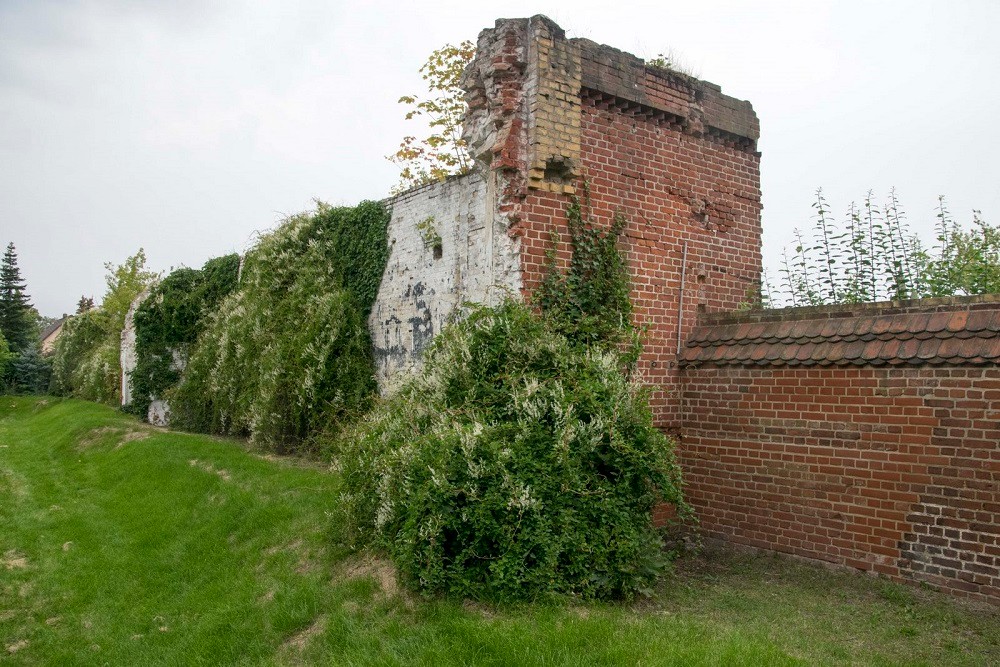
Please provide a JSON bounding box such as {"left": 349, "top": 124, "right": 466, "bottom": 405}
{"left": 676, "top": 241, "right": 689, "bottom": 356}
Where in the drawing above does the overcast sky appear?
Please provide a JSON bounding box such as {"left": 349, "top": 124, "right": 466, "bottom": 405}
{"left": 2, "top": 0, "right": 998, "bottom": 316}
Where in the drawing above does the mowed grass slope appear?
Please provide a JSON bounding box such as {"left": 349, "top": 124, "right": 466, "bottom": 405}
{"left": 0, "top": 397, "right": 996, "bottom": 665}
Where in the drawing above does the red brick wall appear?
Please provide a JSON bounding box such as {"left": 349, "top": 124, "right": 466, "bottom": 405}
{"left": 519, "top": 91, "right": 762, "bottom": 426}
{"left": 468, "top": 16, "right": 1000, "bottom": 605}
{"left": 681, "top": 365, "right": 1000, "bottom": 603}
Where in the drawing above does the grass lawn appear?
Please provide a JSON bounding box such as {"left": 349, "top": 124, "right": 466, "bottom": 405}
{"left": 1, "top": 396, "right": 997, "bottom": 665}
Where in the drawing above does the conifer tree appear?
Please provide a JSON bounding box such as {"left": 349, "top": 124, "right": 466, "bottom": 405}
{"left": 0, "top": 242, "right": 36, "bottom": 353}
{"left": 0, "top": 332, "right": 12, "bottom": 379}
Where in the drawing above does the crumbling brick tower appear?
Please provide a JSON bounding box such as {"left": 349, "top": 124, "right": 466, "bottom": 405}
{"left": 371, "top": 15, "right": 761, "bottom": 429}
{"left": 475, "top": 16, "right": 761, "bottom": 425}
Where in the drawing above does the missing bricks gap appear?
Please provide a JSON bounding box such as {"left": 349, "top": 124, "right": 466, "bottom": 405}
{"left": 543, "top": 157, "right": 573, "bottom": 184}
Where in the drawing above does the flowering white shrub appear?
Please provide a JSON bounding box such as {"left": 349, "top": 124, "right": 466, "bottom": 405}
{"left": 337, "top": 300, "right": 689, "bottom": 601}
{"left": 169, "top": 201, "right": 389, "bottom": 452}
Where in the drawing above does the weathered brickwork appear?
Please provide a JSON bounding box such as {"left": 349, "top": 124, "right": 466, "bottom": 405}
{"left": 524, "top": 20, "right": 582, "bottom": 193}
{"left": 372, "top": 17, "right": 542, "bottom": 387}
{"left": 514, "top": 23, "right": 762, "bottom": 426}
{"left": 681, "top": 299, "right": 1000, "bottom": 603}
{"left": 370, "top": 172, "right": 521, "bottom": 390}
{"left": 378, "top": 16, "right": 761, "bottom": 414}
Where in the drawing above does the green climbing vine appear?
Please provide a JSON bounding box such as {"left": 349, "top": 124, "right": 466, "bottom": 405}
{"left": 534, "top": 189, "right": 635, "bottom": 351}
{"left": 129, "top": 254, "right": 240, "bottom": 418}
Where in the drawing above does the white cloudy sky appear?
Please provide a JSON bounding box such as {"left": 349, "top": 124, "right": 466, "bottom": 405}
{"left": 2, "top": 0, "right": 998, "bottom": 316}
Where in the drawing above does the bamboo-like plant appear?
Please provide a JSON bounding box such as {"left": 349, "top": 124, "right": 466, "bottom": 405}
{"left": 771, "top": 190, "right": 997, "bottom": 308}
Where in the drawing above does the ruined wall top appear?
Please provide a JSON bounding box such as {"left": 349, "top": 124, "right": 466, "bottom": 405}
{"left": 574, "top": 35, "right": 759, "bottom": 144}
{"left": 460, "top": 15, "right": 759, "bottom": 198}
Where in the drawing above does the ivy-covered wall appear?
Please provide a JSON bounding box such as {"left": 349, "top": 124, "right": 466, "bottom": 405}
{"left": 124, "top": 254, "right": 240, "bottom": 421}
{"left": 163, "top": 201, "right": 390, "bottom": 451}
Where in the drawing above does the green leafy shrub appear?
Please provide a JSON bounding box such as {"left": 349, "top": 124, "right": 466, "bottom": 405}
{"left": 51, "top": 309, "right": 105, "bottom": 396}
{"left": 169, "top": 201, "right": 389, "bottom": 452}
{"left": 771, "top": 190, "right": 1000, "bottom": 307}
{"left": 50, "top": 309, "right": 121, "bottom": 403}
{"left": 921, "top": 203, "right": 1000, "bottom": 297}
{"left": 129, "top": 254, "right": 239, "bottom": 418}
{"left": 49, "top": 250, "right": 158, "bottom": 403}
{"left": 338, "top": 300, "right": 687, "bottom": 602}
{"left": 338, "top": 195, "right": 681, "bottom": 601}
{"left": 0, "top": 332, "right": 12, "bottom": 379}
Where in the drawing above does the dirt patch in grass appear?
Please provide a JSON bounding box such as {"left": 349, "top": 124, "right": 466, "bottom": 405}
{"left": 78, "top": 426, "right": 151, "bottom": 451}
{"left": 1, "top": 550, "right": 28, "bottom": 570}
{"left": 77, "top": 427, "right": 119, "bottom": 450}
{"left": 261, "top": 539, "right": 324, "bottom": 577}
{"left": 278, "top": 615, "right": 326, "bottom": 663}
{"left": 253, "top": 450, "right": 331, "bottom": 473}
{"left": 188, "top": 459, "right": 231, "bottom": 482}
{"left": 0, "top": 467, "right": 28, "bottom": 500}
{"left": 462, "top": 600, "right": 497, "bottom": 619}
{"left": 5, "top": 639, "right": 28, "bottom": 654}
{"left": 265, "top": 541, "right": 296, "bottom": 558}
{"left": 283, "top": 615, "right": 326, "bottom": 649}
{"left": 114, "top": 429, "right": 151, "bottom": 449}
{"left": 342, "top": 555, "right": 400, "bottom": 598}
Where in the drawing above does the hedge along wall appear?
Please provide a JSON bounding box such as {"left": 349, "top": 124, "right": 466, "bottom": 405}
{"left": 127, "top": 254, "right": 240, "bottom": 421}
{"left": 680, "top": 296, "right": 1000, "bottom": 603}
{"left": 167, "top": 201, "right": 390, "bottom": 451}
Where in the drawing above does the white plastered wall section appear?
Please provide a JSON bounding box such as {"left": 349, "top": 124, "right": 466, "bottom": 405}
{"left": 369, "top": 170, "right": 522, "bottom": 393}
{"left": 119, "top": 288, "right": 148, "bottom": 409}
{"left": 119, "top": 285, "right": 179, "bottom": 426}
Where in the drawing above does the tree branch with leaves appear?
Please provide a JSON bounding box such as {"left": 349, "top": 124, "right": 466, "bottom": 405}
{"left": 388, "top": 41, "right": 475, "bottom": 194}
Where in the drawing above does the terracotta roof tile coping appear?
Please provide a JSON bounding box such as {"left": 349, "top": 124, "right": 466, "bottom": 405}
{"left": 682, "top": 295, "right": 1000, "bottom": 369}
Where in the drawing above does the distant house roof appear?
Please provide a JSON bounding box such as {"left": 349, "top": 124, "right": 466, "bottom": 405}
{"left": 41, "top": 317, "right": 68, "bottom": 341}
{"left": 681, "top": 295, "right": 1000, "bottom": 368}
